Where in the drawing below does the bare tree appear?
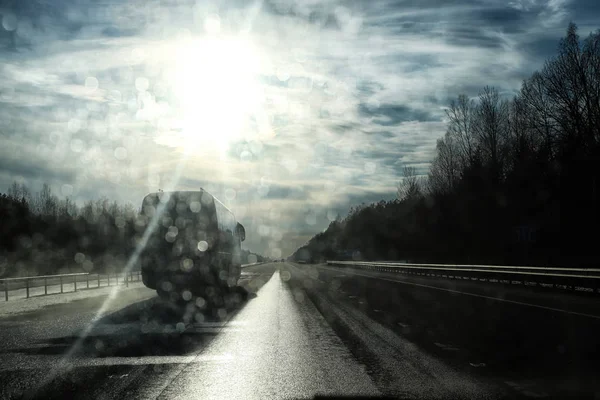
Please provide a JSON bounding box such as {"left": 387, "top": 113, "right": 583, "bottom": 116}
{"left": 473, "top": 86, "right": 510, "bottom": 182}
{"left": 58, "top": 197, "right": 78, "bottom": 219}
{"left": 38, "top": 183, "right": 58, "bottom": 218}
{"left": 539, "top": 23, "right": 598, "bottom": 145}
{"left": 507, "top": 95, "right": 536, "bottom": 164}
{"left": 398, "top": 166, "right": 422, "bottom": 201}
{"left": 520, "top": 72, "right": 558, "bottom": 156}
{"left": 445, "top": 94, "right": 477, "bottom": 168}
{"left": 21, "top": 184, "right": 31, "bottom": 207}
{"left": 8, "top": 181, "right": 21, "bottom": 200}
{"left": 429, "top": 132, "right": 461, "bottom": 194}
{"left": 81, "top": 200, "right": 96, "bottom": 224}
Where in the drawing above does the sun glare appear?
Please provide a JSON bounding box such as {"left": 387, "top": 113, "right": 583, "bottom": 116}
{"left": 169, "top": 36, "right": 264, "bottom": 151}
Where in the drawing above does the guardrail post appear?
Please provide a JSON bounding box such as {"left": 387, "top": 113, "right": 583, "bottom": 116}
{"left": 107, "top": 274, "right": 110, "bottom": 286}
{"left": 97, "top": 273, "right": 100, "bottom": 287}
{"left": 86, "top": 274, "right": 89, "bottom": 289}
{"left": 125, "top": 272, "right": 129, "bottom": 288}
{"left": 44, "top": 278, "right": 47, "bottom": 295}
{"left": 74, "top": 275, "right": 77, "bottom": 292}
{"left": 4, "top": 281, "right": 7, "bottom": 301}
{"left": 26, "top": 279, "right": 29, "bottom": 298}
{"left": 60, "top": 276, "right": 63, "bottom": 293}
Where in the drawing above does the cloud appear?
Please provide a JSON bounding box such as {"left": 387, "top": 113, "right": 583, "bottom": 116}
{"left": 359, "top": 103, "right": 437, "bottom": 125}
{"left": 0, "top": 0, "right": 596, "bottom": 256}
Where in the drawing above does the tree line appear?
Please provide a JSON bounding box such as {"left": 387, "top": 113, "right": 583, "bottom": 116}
{"left": 0, "top": 183, "right": 139, "bottom": 277}
{"left": 0, "top": 184, "right": 264, "bottom": 277}
{"left": 292, "top": 23, "right": 600, "bottom": 267}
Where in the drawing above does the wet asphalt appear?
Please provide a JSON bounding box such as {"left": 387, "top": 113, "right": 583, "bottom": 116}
{"left": 0, "top": 262, "right": 598, "bottom": 399}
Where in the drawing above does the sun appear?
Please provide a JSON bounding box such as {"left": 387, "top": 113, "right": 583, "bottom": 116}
{"left": 168, "top": 36, "right": 264, "bottom": 151}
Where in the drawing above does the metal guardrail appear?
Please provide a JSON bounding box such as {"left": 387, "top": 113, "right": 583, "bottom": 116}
{"left": 0, "top": 271, "right": 142, "bottom": 301}
{"left": 326, "top": 261, "right": 600, "bottom": 292}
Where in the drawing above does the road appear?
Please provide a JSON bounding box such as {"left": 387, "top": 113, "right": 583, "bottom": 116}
{"left": 300, "top": 264, "right": 600, "bottom": 398}
{"left": 0, "top": 262, "right": 598, "bottom": 399}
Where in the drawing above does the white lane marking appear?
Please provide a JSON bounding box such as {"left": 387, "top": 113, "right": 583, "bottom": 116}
{"left": 469, "top": 362, "right": 487, "bottom": 368}
{"left": 320, "top": 267, "right": 600, "bottom": 320}
{"left": 434, "top": 342, "right": 460, "bottom": 351}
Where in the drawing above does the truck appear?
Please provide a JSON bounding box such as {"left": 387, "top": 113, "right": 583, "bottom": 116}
{"left": 138, "top": 189, "right": 245, "bottom": 302}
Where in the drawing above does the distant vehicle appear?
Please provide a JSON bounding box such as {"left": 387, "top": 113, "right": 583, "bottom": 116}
{"left": 139, "top": 189, "right": 245, "bottom": 300}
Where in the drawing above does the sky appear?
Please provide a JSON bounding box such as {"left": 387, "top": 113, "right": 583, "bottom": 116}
{"left": 0, "top": 0, "right": 599, "bottom": 258}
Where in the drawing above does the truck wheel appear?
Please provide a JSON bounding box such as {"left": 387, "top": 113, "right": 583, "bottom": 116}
{"left": 142, "top": 271, "right": 155, "bottom": 289}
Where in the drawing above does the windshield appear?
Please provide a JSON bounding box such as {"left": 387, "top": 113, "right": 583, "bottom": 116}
{"left": 1, "top": 0, "right": 599, "bottom": 399}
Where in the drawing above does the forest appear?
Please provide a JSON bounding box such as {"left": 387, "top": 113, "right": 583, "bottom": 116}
{"left": 292, "top": 23, "right": 600, "bottom": 268}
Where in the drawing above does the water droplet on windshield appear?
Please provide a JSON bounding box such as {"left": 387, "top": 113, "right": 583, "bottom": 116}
{"left": 161, "top": 281, "right": 173, "bottom": 292}
{"left": 189, "top": 201, "right": 201, "bottom": 213}
{"left": 195, "top": 297, "right": 206, "bottom": 308}
{"left": 165, "top": 231, "right": 177, "bottom": 243}
{"left": 197, "top": 241, "right": 208, "bottom": 252}
{"left": 293, "top": 289, "right": 304, "bottom": 303}
{"left": 181, "top": 291, "right": 192, "bottom": 302}
{"left": 85, "top": 76, "right": 99, "bottom": 92}
{"left": 282, "top": 158, "right": 298, "bottom": 172}
{"left": 2, "top": 13, "right": 18, "bottom": 31}
{"left": 225, "top": 189, "right": 236, "bottom": 201}
{"left": 70, "top": 139, "right": 84, "bottom": 153}
{"left": 365, "top": 161, "right": 376, "bottom": 173}
{"left": 281, "top": 270, "right": 291, "bottom": 281}
{"left": 181, "top": 258, "right": 193, "bottom": 272}
{"left": 68, "top": 119, "right": 82, "bottom": 133}
{"left": 82, "top": 260, "right": 94, "bottom": 272}
{"left": 74, "top": 252, "right": 85, "bottom": 264}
